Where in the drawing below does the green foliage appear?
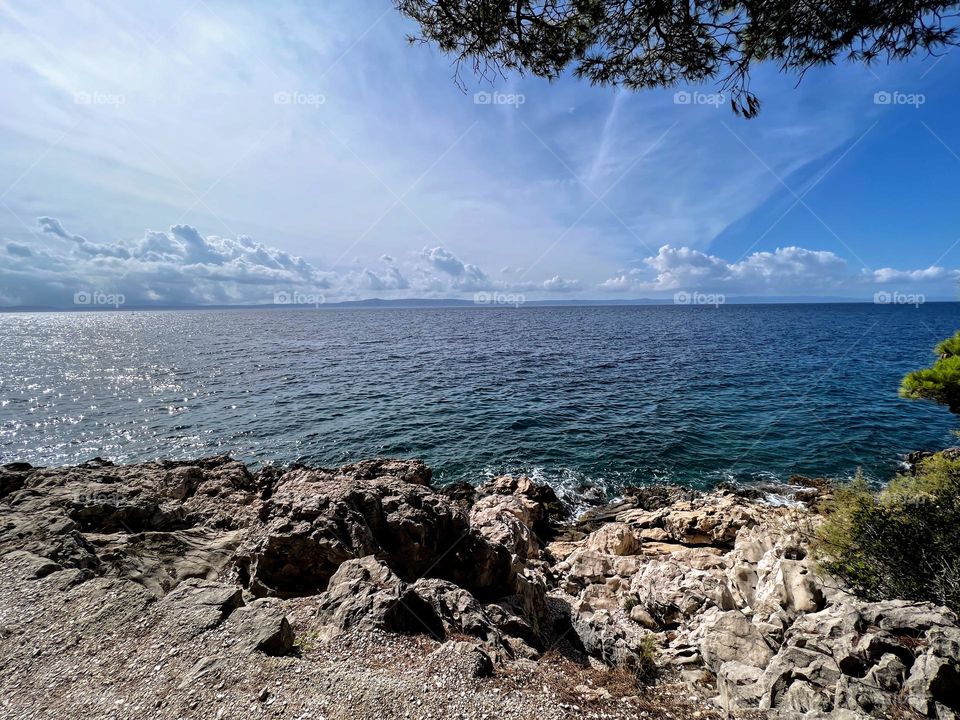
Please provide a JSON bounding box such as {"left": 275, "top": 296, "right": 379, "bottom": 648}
{"left": 815, "top": 457, "right": 960, "bottom": 612}
{"left": 394, "top": 0, "right": 960, "bottom": 117}
{"left": 900, "top": 331, "right": 960, "bottom": 413}
{"left": 935, "top": 330, "right": 960, "bottom": 358}
{"left": 634, "top": 633, "right": 659, "bottom": 681}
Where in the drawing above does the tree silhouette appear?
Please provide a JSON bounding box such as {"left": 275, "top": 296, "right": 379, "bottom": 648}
{"left": 395, "top": 0, "right": 959, "bottom": 116}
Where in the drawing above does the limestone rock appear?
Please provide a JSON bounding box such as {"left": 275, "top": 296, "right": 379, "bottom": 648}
{"left": 314, "top": 556, "right": 445, "bottom": 640}
{"left": 427, "top": 640, "right": 494, "bottom": 678}
{"left": 698, "top": 611, "right": 774, "bottom": 671}
{"left": 584, "top": 522, "right": 643, "bottom": 556}
{"left": 240, "top": 466, "right": 511, "bottom": 597}
{"left": 412, "top": 577, "right": 504, "bottom": 647}
{"left": 470, "top": 494, "right": 538, "bottom": 560}
{"left": 717, "top": 661, "right": 764, "bottom": 709}
{"left": 334, "top": 458, "right": 433, "bottom": 486}
{"left": 905, "top": 653, "right": 960, "bottom": 715}
{"left": 475, "top": 474, "right": 565, "bottom": 532}
{"left": 568, "top": 608, "right": 654, "bottom": 671}
{"left": 618, "top": 492, "right": 765, "bottom": 547}
{"left": 162, "top": 577, "right": 244, "bottom": 635}
{"left": 226, "top": 599, "right": 295, "bottom": 655}
{"left": 6, "top": 457, "right": 960, "bottom": 720}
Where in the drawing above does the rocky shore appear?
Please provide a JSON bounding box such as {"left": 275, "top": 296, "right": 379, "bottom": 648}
{"left": 1, "top": 457, "right": 958, "bottom": 719}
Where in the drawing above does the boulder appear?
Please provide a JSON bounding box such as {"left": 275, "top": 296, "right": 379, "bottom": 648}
{"left": 470, "top": 494, "right": 538, "bottom": 560}
{"left": 905, "top": 653, "right": 960, "bottom": 715}
{"left": 584, "top": 522, "right": 643, "bottom": 556}
{"left": 240, "top": 467, "right": 511, "bottom": 597}
{"left": 313, "top": 556, "right": 444, "bottom": 640}
{"left": 225, "top": 599, "right": 295, "bottom": 655}
{"left": 476, "top": 475, "right": 566, "bottom": 533}
{"left": 753, "top": 557, "right": 826, "bottom": 619}
{"left": 717, "top": 661, "right": 764, "bottom": 710}
{"left": 699, "top": 611, "right": 774, "bottom": 671}
{"left": 427, "top": 640, "right": 494, "bottom": 678}
{"left": 568, "top": 608, "right": 654, "bottom": 671}
{"left": 412, "top": 577, "right": 504, "bottom": 647}
{"left": 162, "top": 578, "right": 244, "bottom": 635}
{"left": 554, "top": 548, "right": 612, "bottom": 589}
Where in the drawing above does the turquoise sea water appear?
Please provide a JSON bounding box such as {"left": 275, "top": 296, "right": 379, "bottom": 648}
{"left": 1, "top": 304, "right": 958, "bottom": 498}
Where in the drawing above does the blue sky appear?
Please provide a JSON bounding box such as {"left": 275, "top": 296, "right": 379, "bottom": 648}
{"left": 1, "top": 0, "right": 960, "bottom": 306}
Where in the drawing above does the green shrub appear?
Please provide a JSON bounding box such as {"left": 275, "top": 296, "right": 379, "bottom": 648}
{"left": 900, "top": 330, "right": 960, "bottom": 412}
{"left": 635, "top": 633, "right": 659, "bottom": 681}
{"left": 815, "top": 457, "right": 960, "bottom": 612}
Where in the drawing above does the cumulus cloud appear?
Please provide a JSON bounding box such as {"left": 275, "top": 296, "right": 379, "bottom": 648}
{"left": 3, "top": 218, "right": 334, "bottom": 307}
{"left": 5, "top": 242, "right": 31, "bottom": 257}
{"left": 40, "top": 215, "right": 131, "bottom": 259}
{"left": 358, "top": 266, "right": 410, "bottom": 291}
{"left": 868, "top": 266, "right": 951, "bottom": 283}
{"left": 642, "top": 245, "right": 846, "bottom": 291}
{"left": 418, "top": 246, "right": 488, "bottom": 291}
{"left": 15, "top": 217, "right": 949, "bottom": 306}
{"left": 542, "top": 275, "right": 581, "bottom": 292}
{"left": 599, "top": 271, "right": 641, "bottom": 290}
{"left": 599, "top": 244, "right": 959, "bottom": 296}
{"left": 0, "top": 218, "right": 582, "bottom": 307}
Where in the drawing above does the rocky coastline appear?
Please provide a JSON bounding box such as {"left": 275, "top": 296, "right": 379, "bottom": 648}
{"left": 1, "top": 456, "right": 958, "bottom": 719}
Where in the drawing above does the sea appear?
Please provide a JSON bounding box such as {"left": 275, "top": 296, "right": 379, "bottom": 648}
{"left": 2, "top": 303, "right": 958, "bottom": 502}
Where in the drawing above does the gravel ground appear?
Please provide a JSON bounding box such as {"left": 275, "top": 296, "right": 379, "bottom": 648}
{"left": 0, "top": 553, "right": 724, "bottom": 720}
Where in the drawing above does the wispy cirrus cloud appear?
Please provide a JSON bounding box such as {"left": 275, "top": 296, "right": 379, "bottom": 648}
{"left": 0, "top": 0, "right": 957, "bottom": 304}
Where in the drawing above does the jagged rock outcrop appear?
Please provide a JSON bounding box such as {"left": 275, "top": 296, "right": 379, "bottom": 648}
{"left": 314, "top": 556, "right": 446, "bottom": 640}
{"left": 238, "top": 464, "right": 513, "bottom": 598}
{"left": 0, "top": 458, "right": 552, "bottom": 664}
{"left": 3, "top": 457, "right": 959, "bottom": 719}
{"left": 546, "top": 482, "right": 960, "bottom": 719}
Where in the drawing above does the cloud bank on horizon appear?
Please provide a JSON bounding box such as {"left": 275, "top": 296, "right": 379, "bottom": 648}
{"left": 1, "top": 0, "right": 959, "bottom": 306}
{"left": 0, "top": 217, "right": 954, "bottom": 307}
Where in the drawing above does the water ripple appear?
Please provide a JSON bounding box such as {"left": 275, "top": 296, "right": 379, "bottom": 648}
{"left": 0, "top": 304, "right": 958, "bottom": 496}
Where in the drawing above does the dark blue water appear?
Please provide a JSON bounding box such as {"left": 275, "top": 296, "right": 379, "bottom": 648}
{"left": 1, "top": 304, "right": 958, "bottom": 498}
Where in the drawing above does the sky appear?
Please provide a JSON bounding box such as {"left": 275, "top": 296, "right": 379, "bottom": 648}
{"left": 2, "top": 0, "right": 960, "bottom": 307}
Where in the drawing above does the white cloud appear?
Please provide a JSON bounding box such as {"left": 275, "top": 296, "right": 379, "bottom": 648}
{"left": 599, "top": 244, "right": 959, "bottom": 296}
{"left": 868, "top": 266, "right": 951, "bottom": 283}
{"left": 0, "top": 218, "right": 581, "bottom": 306}
{"left": 357, "top": 266, "right": 409, "bottom": 291}
{"left": 599, "top": 271, "right": 640, "bottom": 290}
{"left": 417, "top": 246, "right": 489, "bottom": 291}
{"left": 541, "top": 275, "right": 581, "bottom": 292}
{"left": 1, "top": 0, "right": 935, "bottom": 299}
